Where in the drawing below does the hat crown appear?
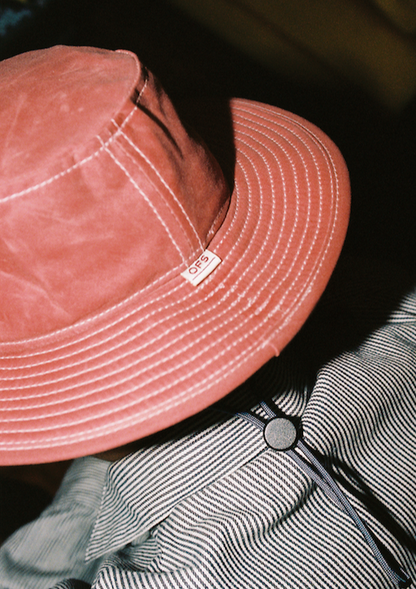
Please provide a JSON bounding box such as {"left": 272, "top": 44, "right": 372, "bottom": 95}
{"left": 0, "top": 46, "right": 229, "bottom": 341}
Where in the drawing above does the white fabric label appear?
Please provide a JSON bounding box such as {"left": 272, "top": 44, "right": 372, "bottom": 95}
{"left": 181, "top": 250, "right": 222, "bottom": 286}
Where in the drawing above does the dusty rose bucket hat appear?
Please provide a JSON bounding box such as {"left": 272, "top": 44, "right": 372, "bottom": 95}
{"left": 0, "top": 46, "right": 350, "bottom": 465}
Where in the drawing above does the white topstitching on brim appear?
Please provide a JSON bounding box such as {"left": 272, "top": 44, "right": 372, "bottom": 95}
{"left": 0, "top": 106, "right": 338, "bottom": 400}
{"left": 0, "top": 102, "right": 336, "bottom": 361}
{"left": 0, "top": 100, "right": 344, "bottom": 452}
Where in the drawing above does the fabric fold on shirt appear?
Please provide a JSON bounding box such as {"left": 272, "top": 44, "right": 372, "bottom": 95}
{"left": 86, "top": 416, "right": 268, "bottom": 561}
{"left": 0, "top": 456, "right": 109, "bottom": 589}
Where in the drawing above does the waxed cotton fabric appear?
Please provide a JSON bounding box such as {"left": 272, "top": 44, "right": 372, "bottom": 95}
{"left": 0, "top": 46, "right": 350, "bottom": 464}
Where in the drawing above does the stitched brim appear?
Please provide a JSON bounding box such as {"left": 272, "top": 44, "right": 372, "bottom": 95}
{"left": 0, "top": 98, "right": 350, "bottom": 464}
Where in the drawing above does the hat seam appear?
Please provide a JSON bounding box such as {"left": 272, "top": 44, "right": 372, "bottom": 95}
{"left": 0, "top": 101, "right": 298, "bottom": 355}
{"left": 206, "top": 197, "right": 230, "bottom": 243}
{"left": 114, "top": 49, "right": 146, "bottom": 105}
{"left": 240, "top": 124, "right": 322, "bottom": 318}
{"left": 99, "top": 137, "right": 188, "bottom": 266}
{"left": 113, "top": 130, "right": 202, "bottom": 257}
{"left": 0, "top": 262, "right": 185, "bottom": 352}
{"left": 0, "top": 268, "right": 341, "bottom": 440}
{"left": 115, "top": 121, "right": 204, "bottom": 251}
{"left": 0, "top": 100, "right": 138, "bottom": 205}
{"left": 0, "top": 330, "right": 270, "bottom": 438}
{"left": 213, "top": 130, "right": 303, "bottom": 303}
{"left": 235, "top": 107, "right": 340, "bottom": 347}
{"left": 0, "top": 143, "right": 266, "bottom": 384}
{"left": 0, "top": 325, "right": 285, "bottom": 444}
{"left": 0, "top": 128, "right": 278, "bottom": 396}
{"left": 234, "top": 104, "right": 339, "bottom": 312}
{"left": 0, "top": 106, "right": 341, "bottom": 442}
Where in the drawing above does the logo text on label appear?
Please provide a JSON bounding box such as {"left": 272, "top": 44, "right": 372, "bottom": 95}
{"left": 181, "top": 250, "right": 222, "bottom": 286}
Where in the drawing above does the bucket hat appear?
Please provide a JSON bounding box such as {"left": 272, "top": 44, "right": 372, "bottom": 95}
{"left": 0, "top": 46, "right": 350, "bottom": 465}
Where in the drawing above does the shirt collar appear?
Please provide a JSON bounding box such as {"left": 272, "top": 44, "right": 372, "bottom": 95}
{"left": 86, "top": 413, "right": 266, "bottom": 560}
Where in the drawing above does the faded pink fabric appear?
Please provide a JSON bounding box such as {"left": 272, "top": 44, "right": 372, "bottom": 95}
{"left": 0, "top": 46, "right": 228, "bottom": 341}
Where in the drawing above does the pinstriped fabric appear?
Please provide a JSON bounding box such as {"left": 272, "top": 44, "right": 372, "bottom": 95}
{"left": 0, "top": 457, "right": 109, "bottom": 589}
{"left": 1, "top": 276, "right": 415, "bottom": 588}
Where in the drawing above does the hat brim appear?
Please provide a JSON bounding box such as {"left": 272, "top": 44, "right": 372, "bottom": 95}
{"left": 0, "top": 99, "right": 350, "bottom": 464}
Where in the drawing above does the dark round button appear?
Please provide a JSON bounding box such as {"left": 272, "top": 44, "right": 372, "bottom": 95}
{"left": 263, "top": 417, "right": 297, "bottom": 451}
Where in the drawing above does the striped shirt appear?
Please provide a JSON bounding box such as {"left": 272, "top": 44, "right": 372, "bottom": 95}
{"left": 1, "top": 259, "right": 416, "bottom": 588}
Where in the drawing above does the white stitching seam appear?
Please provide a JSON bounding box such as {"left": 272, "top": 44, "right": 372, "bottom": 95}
{"left": 0, "top": 104, "right": 337, "bottom": 384}
{"left": 99, "top": 138, "right": 187, "bottom": 265}
{"left": 0, "top": 101, "right": 318, "bottom": 354}
{"left": 0, "top": 105, "right": 138, "bottom": 204}
{"left": 116, "top": 123, "right": 203, "bottom": 250}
